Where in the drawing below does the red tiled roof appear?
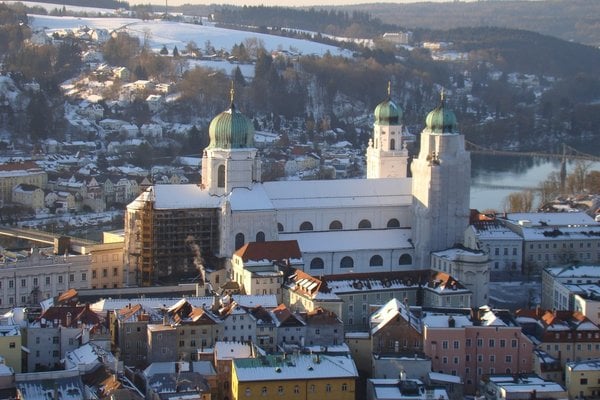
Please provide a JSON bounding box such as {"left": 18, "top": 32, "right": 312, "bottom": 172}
{"left": 57, "top": 288, "right": 78, "bottom": 304}
{"left": 39, "top": 305, "right": 101, "bottom": 327}
{"left": 234, "top": 240, "right": 301, "bottom": 262}
{"left": 0, "top": 161, "right": 40, "bottom": 171}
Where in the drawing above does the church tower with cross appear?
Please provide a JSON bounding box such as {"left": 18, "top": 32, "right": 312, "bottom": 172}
{"left": 366, "top": 82, "right": 414, "bottom": 179}
{"left": 411, "top": 91, "right": 471, "bottom": 267}
{"left": 201, "top": 84, "right": 262, "bottom": 196}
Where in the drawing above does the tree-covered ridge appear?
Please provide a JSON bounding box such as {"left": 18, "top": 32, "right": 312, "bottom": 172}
{"left": 336, "top": 0, "right": 600, "bottom": 48}
{"left": 204, "top": 5, "right": 393, "bottom": 39}
{"left": 417, "top": 27, "right": 600, "bottom": 79}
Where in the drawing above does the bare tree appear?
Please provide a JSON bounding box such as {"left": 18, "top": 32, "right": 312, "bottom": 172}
{"left": 502, "top": 190, "right": 535, "bottom": 212}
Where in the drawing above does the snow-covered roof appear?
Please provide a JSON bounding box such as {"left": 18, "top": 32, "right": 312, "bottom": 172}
{"left": 280, "top": 228, "right": 412, "bottom": 253}
{"left": 229, "top": 185, "right": 274, "bottom": 211}
{"left": 428, "top": 371, "right": 462, "bottom": 384}
{"left": 470, "top": 222, "right": 522, "bottom": 241}
{"left": 234, "top": 354, "right": 357, "bottom": 382}
{"left": 263, "top": 178, "right": 412, "bottom": 209}
{"left": 504, "top": 212, "right": 596, "bottom": 227}
{"left": 215, "top": 341, "right": 253, "bottom": 360}
{"left": 545, "top": 265, "right": 600, "bottom": 279}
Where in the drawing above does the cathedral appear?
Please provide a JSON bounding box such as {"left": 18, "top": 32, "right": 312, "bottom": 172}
{"left": 124, "top": 88, "right": 472, "bottom": 292}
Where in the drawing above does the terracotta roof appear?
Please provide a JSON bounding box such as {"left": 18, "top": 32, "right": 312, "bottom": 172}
{"left": 234, "top": 240, "right": 301, "bottom": 262}
{"left": 0, "top": 161, "right": 40, "bottom": 171}
{"left": 117, "top": 304, "right": 143, "bottom": 321}
{"left": 271, "top": 304, "right": 304, "bottom": 327}
{"left": 39, "top": 305, "right": 101, "bottom": 328}
{"left": 57, "top": 288, "right": 78, "bottom": 304}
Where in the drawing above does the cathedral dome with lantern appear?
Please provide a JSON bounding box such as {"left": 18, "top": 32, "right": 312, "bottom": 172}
{"left": 208, "top": 88, "right": 254, "bottom": 149}
{"left": 425, "top": 91, "right": 458, "bottom": 134}
{"left": 374, "top": 83, "right": 402, "bottom": 125}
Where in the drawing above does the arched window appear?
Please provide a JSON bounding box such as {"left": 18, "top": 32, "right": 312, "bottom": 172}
{"left": 358, "top": 219, "right": 372, "bottom": 229}
{"left": 217, "top": 165, "right": 225, "bottom": 188}
{"left": 256, "top": 231, "right": 265, "bottom": 242}
{"left": 235, "top": 233, "right": 245, "bottom": 250}
{"left": 329, "top": 220, "right": 343, "bottom": 230}
{"left": 310, "top": 258, "right": 324, "bottom": 269}
{"left": 390, "top": 138, "right": 396, "bottom": 150}
{"left": 277, "top": 223, "right": 284, "bottom": 232}
{"left": 340, "top": 256, "right": 354, "bottom": 269}
{"left": 370, "top": 255, "right": 383, "bottom": 267}
{"left": 387, "top": 218, "right": 400, "bottom": 228}
{"left": 399, "top": 254, "right": 412, "bottom": 265}
{"left": 300, "top": 221, "right": 314, "bottom": 231}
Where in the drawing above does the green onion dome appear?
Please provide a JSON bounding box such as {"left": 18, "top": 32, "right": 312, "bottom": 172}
{"left": 374, "top": 98, "right": 402, "bottom": 125}
{"left": 425, "top": 93, "right": 458, "bottom": 134}
{"left": 208, "top": 102, "right": 254, "bottom": 149}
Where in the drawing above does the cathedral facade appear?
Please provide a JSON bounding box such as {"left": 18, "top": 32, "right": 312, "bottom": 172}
{"left": 124, "top": 91, "right": 472, "bottom": 289}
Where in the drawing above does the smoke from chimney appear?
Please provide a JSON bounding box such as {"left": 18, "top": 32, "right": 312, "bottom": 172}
{"left": 186, "top": 236, "right": 206, "bottom": 285}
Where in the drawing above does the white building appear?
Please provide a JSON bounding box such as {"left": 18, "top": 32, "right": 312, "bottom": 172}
{"left": 464, "top": 221, "right": 523, "bottom": 272}
{"left": 124, "top": 90, "right": 474, "bottom": 290}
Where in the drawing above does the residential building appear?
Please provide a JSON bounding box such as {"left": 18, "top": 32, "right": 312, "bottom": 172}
{"left": 232, "top": 240, "right": 301, "bottom": 303}
{"left": 12, "top": 183, "right": 45, "bottom": 210}
{"left": 541, "top": 264, "right": 600, "bottom": 311}
{"left": 215, "top": 341, "right": 255, "bottom": 400}
{"left": 285, "top": 269, "right": 471, "bottom": 331}
{"left": 464, "top": 220, "right": 523, "bottom": 272}
{"left": 0, "top": 325, "right": 21, "bottom": 373}
{"left": 499, "top": 212, "right": 600, "bottom": 272}
{"left": 481, "top": 374, "right": 566, "bottom": 400}
{"left": 231, "top": 353, "right": 358, "bottom": 400}
{"left": 367, "top": 378, "right": 448, "bottom": 400}
{"left": 431, "top": 246, "right": 490, "bottom": 307}
{"left": 565, "top": 359, "right": 600, "bottom": 399}
{"left": 0, "top": 161, "right": 47, "bottom": 205}
{"left": 515, "top": 308, "right": 600, "bottom": 369}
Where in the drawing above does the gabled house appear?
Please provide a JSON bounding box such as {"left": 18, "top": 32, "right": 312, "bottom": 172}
{"left": 270, "top": 303, "right": 306, "bottom": 351}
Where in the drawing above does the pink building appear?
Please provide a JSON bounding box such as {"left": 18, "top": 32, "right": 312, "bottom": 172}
{"left": 420, "top": 306, "right": 534, "bottom": 395}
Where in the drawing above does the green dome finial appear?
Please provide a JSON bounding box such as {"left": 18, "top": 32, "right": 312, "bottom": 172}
{"left": 374, "top": 81, "right": 402, "bottom": 125}
{"left": 425, "top": 89, "right": 457, "bottom": 134}
{"left": 207, "top": 86, "right": 254, "bottom": 149}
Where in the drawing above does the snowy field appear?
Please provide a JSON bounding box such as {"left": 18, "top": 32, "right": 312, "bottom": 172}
{"left": 28, "top": 14, "right": 350, "bottom": 57}
{"left": 4, "top": 0, "right": 117, "bottom": 15}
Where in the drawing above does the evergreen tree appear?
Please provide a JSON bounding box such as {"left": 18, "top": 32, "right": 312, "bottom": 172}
{"left": 160, "top": 45, "right": 168, "bottom": 55}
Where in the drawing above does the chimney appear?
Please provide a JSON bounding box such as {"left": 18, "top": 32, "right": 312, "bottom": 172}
{"left": 163, "top": 314, "right": 168, "bottom": 326}
{"left": 66, "top": 312, "right": 72, "bottom": 327}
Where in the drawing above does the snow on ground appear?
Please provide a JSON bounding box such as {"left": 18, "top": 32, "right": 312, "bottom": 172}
{"left": 488, "top": 280, "right": 541, "bottom": 310}
{"left": 5, "top": 0, "right": 117, "bottom": 15}
{"left": 28, "top": 15, "right": 350, "bottom": 57}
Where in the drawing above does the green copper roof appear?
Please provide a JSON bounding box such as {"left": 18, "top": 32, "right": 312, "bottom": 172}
{"left": 425, "top": 99, "right": 458, "bottom": 134}
{"left": 374, "top": 98, "right": 402, "bottom": 125}
{"left": 208, "top": 103, "right": 254, "bottom": 149}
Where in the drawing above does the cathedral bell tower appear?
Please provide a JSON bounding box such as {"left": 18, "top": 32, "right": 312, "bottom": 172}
{"left": 366, "top": 82, "right": 413, "bottom": 179}
{"left": 201, "top": 85, "right": 261, "bottom": 195}
{"left": 411, "top": 92, "right": 471, "bottom": 267}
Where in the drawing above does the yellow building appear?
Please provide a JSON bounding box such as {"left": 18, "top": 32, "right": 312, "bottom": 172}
{"left": 231, "top": 353, "right": 357, "bottom": 400}
{"left": 0, "top": 161, "right": 47, "bottom": 205}
{"left": 0, "top": 325, "right": 22, "bottom": 373}
{"left": 565, "top": 359, "right": 600, "bottom": 399}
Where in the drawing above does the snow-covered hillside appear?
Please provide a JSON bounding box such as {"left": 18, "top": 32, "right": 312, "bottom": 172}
{"left": 28, "top": 14, "right": 350, "bottom": 57}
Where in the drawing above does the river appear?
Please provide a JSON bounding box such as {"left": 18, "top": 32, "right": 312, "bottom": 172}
{"left": 470, "top": 153, "right": 600, "bottom": 212}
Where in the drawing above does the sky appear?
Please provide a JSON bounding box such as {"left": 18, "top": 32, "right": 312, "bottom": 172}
{"left": 127, "top": 0, "right": 478, "bottom": 7}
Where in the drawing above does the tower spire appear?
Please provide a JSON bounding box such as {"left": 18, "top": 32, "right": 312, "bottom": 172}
{"left": 387, "top": 81, "right": 391, "bottom": 99}
{"left": 440, "top": 88, "right": 445, "bottom": 103}
{"left": 230, "top": 81, "right": 235, "bottom": 108}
